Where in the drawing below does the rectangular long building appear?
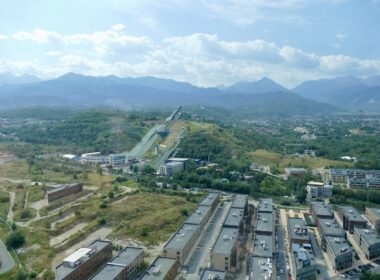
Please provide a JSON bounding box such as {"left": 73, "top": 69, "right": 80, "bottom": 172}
{"left": 317, "top": 218, "right": 345, "bottom": 250}
{"left": 185, "top": 205, "right": 212, "bottom": 228}
{"left": 140, "top": 257, "right": 177, "bottom": 280}
{"left": 211, "top": 227, "right": 238, "bottom": 272}
{"left": 257, "top": 198, "right": 273, "bottom": 213}
{"left": 365, "top": 207, "right": 380, "bottom": 235}
{"left": 288, "top": 218, "right": 309, "bottom": 245}
{"left": 231, "top": 194, "right": 248, "bottom": 215}
{"left": 354, "top": 228, "right": 380, "bottom": 260}
{"left": 337, "top": 206, "right": 367, "bottom": 233}
{"left": 255, "top": 212, "right": 274, "bottom": 235}
{"left": 48, "top": 183, "right": 83, "bottom": 203}
{"left": 223, "top": 208, "right": 244, "bottom": 234}
{"left": 198, "top": 192, "right": 220, "bottom": 211}
{"left": 325, "top": 237, "right": 352, "bottom": 271}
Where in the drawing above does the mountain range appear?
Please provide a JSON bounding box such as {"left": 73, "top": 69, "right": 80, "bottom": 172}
{"left": 0, "top": 72, "right": 379, "bottom": 114}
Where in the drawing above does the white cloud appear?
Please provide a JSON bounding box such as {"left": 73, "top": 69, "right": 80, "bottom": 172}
{"left": 110, "top": 23, "right": 125, "bottom": 31}
{"left": 0, "top": 35, "right": 8, "bottom": 40}
{"left": 335, "top": 33, "right": 347, "bottom": 41}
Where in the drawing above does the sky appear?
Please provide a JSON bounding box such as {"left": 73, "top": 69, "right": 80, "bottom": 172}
{"left": 0, "top": 0, "right": 380, "bottom": 88}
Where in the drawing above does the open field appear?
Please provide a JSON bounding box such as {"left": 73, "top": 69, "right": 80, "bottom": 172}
{"left": 0, "top": 160, "right": 30, "bottom": 180}
{"left": 248, "top": 149, "right": 354, "bottom": 169}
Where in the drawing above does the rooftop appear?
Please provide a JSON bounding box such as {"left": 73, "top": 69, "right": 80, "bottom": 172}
{"left": 164, "top": 223, "right": 199, "bottom": 251}
{"left": 311, "top": 202, "right": 333, "bottom": 218}
{"left": 318, "top": 218, "right": 345, "bottom": 237}
{"left": 291, "top": 243, "right": 315, "bottom": 270}
{"left": 249, "top": 257, "right": 272, "bottom": 280}
{"left": 325, "top": 236, "right": 351, "bottom": 257}
{"left": 329, "top": 169, "right": 349, "bottom": 176}
{"left": 307, "top": 181, "right": 324, "bottom": 186}
{"left": 231, "top": 194, "right": 248, "bottom": 209}
{"left": 339, "top": 206, "right": 366, "bottom": 222}
{"left": 256, "top": 212, "right": 273, "bottom": 233}
{"left": 47, "top": 183, "right": 81, "bottom": 194}
{"left": 288, "top": 218, "right": 309, "bottom": 242}
{"left": 200, "top": 269, "right": 226, "bottom": 280}
{"left": 366, "top": 208, "right": 380, "bottom": 220}
{"left": 56, "top": 240, "right": 111, "bottom": 280}
{"left": 253, "top": 234, "right": 273, "bottom": 258}
{"left": 199, "top": 192, "right": 219, "bottom": 207}
{"left": 212, "top": 227, "right": 238, "bottom": 255}
{"left": 140, "top": 257, "right": 176, "bottom": 280}
{"left": 110, "top": 247, "right": 143, "bottom": 267}
{"left": 185, "top": 206, "right": 211, "bottom": 225}
{"left": 89, "top": 263, "right": 125, "bottom": 280}
{"left": 354, "top": 228, "right": 380, "bottom": 246}
{"left": 257, "top": 198, "right": 273, "bottom": 213}
{"left": 223, "top": 208, "right": 244, "bottom": 228}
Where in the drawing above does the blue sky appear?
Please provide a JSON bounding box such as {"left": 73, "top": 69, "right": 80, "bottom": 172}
{"left": 0, "top": 0, "right": 379, "bottom": 87}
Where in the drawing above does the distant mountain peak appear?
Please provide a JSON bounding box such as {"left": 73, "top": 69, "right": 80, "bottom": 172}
{"left": 0, "top": 72, "right": 40, "bottom": 86}
{"left": 224, "top": 77, "right": 288, "bottom": 94}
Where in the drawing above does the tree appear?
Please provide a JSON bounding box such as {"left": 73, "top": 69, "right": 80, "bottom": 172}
{"left": 6, "top": 231, "right": 26, "bottom": 249}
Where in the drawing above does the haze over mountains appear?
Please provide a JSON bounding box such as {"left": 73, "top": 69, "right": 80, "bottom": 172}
{"left": 0, "top": 72, "right": 379, "bottom": 114}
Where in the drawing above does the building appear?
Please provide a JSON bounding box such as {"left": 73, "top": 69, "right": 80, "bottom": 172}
{"left": 326, "top": 169, "right": 348, "bottom": 185}
{"left": 285, "top": 167, "right": 307, "bottom": 178}
{"left": 326, "top": 168, "right": 380, "bottom": 188}
{"left": 307, "top": 182, "right": 333, "bottom": 199}
{"left": 163, "top": 223, "right": 199, "bottom": 265}
{"left": 249, "top": 257, "right": 273, "bottom": 280}
{"left": 317, "top": 218, "right": 345, "bottom": 250}
{"left": 185, "top": 205, "right": 212, "bottom": 229}
{"left": 288, "top": 218, "right": 309, "bottom": 245}
{"left": 347, "top": 177, "right": 380, "bottom": 189}
{"left": 252, "top": 234, "right": 273, "bottom": 259}
{"left": 199, "top": 269, "right": 226, "bottom": 280}
{"left": 257, "top": 198, "right": 273, "bottom": 213}
{"left": 159, "top": 162, "right": 184, "bottom": 176}
{"left": 47, "top": 183, "right": 83, "bottom": 203}
{"left": 90, "top": 247, "right": 144, "bottom": 280}
{"left": 310, "top": 202, "right": 334, "bottom": 225}
{"left": 140, "top": 257, "right": 177, "bottom": 280}
{"left": 325, "top": 237, "right": 352, "bottom": 271}
{"left": 354, "top": 228, "right": 380, "bottom": 260}
{"left": 291, "top": 243, "right": 317, "bottom": 280}
{"left": 198, "top": 192, "right": 220, "bottom": 212}
{"left": 337, "top": 206, "right": 367, "bottom": 234}
{"left": 109, "top": 154, "right": 127, "bottom": 166}
{"left": 55, "top": 240, "right": 112, "bottom": 280}
{"left": 365, "top": 207, "right": 380, "bottom": 235}
{"left": 231, "top": 194, "right": 248, "bottom": 216}
{"left": 81, "top": 152, "right": 108, "bottom": 164}
{"left": 223, "top": 208, "right": 244, "bottom": 234}
{"left": 211, "top": 227, "right": 238, "bottom": 272}
{"left": 255, "top": 212, "right": 274, "bottom": 235}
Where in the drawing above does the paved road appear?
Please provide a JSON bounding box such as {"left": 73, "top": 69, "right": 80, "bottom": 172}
{"left": 0, "top": 238, "right": 15, "bottom": 274}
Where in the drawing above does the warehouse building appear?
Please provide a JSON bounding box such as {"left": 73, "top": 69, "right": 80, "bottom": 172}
{"left": 337, "top": 206, "right": 367, "bottom": 234}
{"left": 163, "top": 223, "right": 199, "bottom": 265}
{"left": 365, "top": 207, "right": 380, "bottom": 235}
{"left": 211, "top": 227, "right": 238, "bottom": 272}
{"left": 354, "top": 228, "right": 380, "bottom": 260}
{"left": 317, "top": 218, "right": 345, "bottom": 250}
{"left": 47, "top": 183, "right": 83, "bottom": 203}
{"left": 288, "top": 218, "right": 310, "bottom": 246}
{"left": 90, "top": 247, "right": 144, "bottom": 280}
{"left": 140, "top": 257, "right": 177, "bottom": 280}
{"left": 325, "top": 237, "right": 352, "bottom": 271}
{"left": 56, "top": 240, "right": 112, "bottom": 280}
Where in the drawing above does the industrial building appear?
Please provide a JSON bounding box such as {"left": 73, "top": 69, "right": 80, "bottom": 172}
{"left": 199, "top": 269, "right": 226, "bottom": 280}
{"left": 47, "top": 183, "right": 83, "bottom": 203}
{"left": 185, "top": 205, "right": 212, "bottom": 228}
{"left": 325, "top": 237, "right": 352, "bottom": 271}
{"left": 89, "top": 247, "right": 144, "bottom": 280}
{"left": 223, "top": 208, "right": 244, "bottom": 234}
{"left": 354, "top": 228, "right": 380, "bottom": 260}
{"left": 317, "top": 218, "right": 345, "bottom": 250}
{"left": 365, "top": 207, "right": 380, "bottom": 235}
{"left": 257, "top": 198, "right": 273, "bottom": 213}
{"left": 306, "top": 182, "right": 333, "bottom": 199}
{"left": 231, "top": 194, "right": 248, "bottom": 215}
{"left": 159, "top": 161, "right": 184, "bottom": 176}
{"left": 252, "top": 233, "right": 273, "bottom": 259}
{"left": 198, "top": 192, "right": 220, "bottom": 211}
{"left": 55, "top": 240, "right": 112, "bottom": 280}
{"left": 291, "top": 243, "right": 317, "bottom": 280}
{"left": 255, "top": 212, "right": 274, "bottom": 235}
{"left": 284, "top": 167, "right": 307, "bottom": 178}
{"left": 288, "top": 218, "right": 310, "bottom": 245}
{"left": 163, "top": 223, "right": 199, "bottom": 265}
{"left": 310, "top": 202, "right": 334, "bottom": 226}
{"left": 140, "top": 257, "right": 178, "bottom": 280}
{"left": 210, "top": 227, "right": 238, "bottom": 272}
{"left": 337, "top": 206, "right": 367, "bottom": 234}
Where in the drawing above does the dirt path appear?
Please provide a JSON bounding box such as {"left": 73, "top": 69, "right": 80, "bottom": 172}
{"left": 51, "top": 227, "right": 112, "bottom": 270}
{"left": 6, "top": 190, "right": 15, "bottom": 222}
{"left": 50, "top": 223, "right": 88, "bottom": 246}
{"left": 24, "top": 190, "right": 29, "bottom": 209}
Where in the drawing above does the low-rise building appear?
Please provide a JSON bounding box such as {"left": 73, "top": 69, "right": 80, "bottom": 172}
{"left": 354, "top": 228, "right": 380, "bottom": 260}
{"left": 255, "top": 212, "right": 274, "bottom": 235}
{"left": 90, "top": 247, "right": 144, "bottom": 280}
{"left": 249, "top": 257, "right": 273, "bottom": 280}
{"left": 223, "top": 208, "right": 244, "bottom": 234}
{"left": 326, "top": 169, "right": 348, "bottom": 185}
{"left": 211, "top": 227, "right": 239, "bottom": 272}
{"left": 310, "top": 202, "right": 334, "bottom": 224}
{"left": 185, "top": 205, "right": 212, "bottom": 229}
{"left": 291, "top": 243, "right": 317, "bottom": 280}
{"left": 285, "top": 167, "right": 307, "bottom": 178}
{"left": 159, "top": 162, "right": 184, "bottom": 176}
{"left": 231, "top": 194, "right": 248, "bottom": 216}
{"left": 257, "top": 198, "right": 273, "bottom": 213}
{"left": 199, "top": 269, "right": 226, "bottom": 280}
{"left": 307, "top": 182, "right": 333, "bottom": 199}
{"left": 325, "top": 237, "right": 352, "bottom": 271}
{"left": 337, "top": 206, "right": 367, "bottom": 234}
{"left": 55, "top": 240, "right": 112, "bottom": 280}
{"left": 252, "top": 234, "right": 273, "bottom": 259}
{"left": 140, "top": 257, "right": 177, "bottom": 280}
{"left": 47, "top": 183, "right": 83, "bottom": 203}
{"left": 163, "top": 223, "right": 199, "bottom": 265}
{"left": 288, "top": 218, "right": 309, "bottom": 245}
{"left": 365, "top": 207, "right": 380, "bottom": 235}
{"left": 317, "top": 218, "right": 345, "bottom": 250}
{"left": 198, "top": 192, "right": 220, "bottom": 212}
